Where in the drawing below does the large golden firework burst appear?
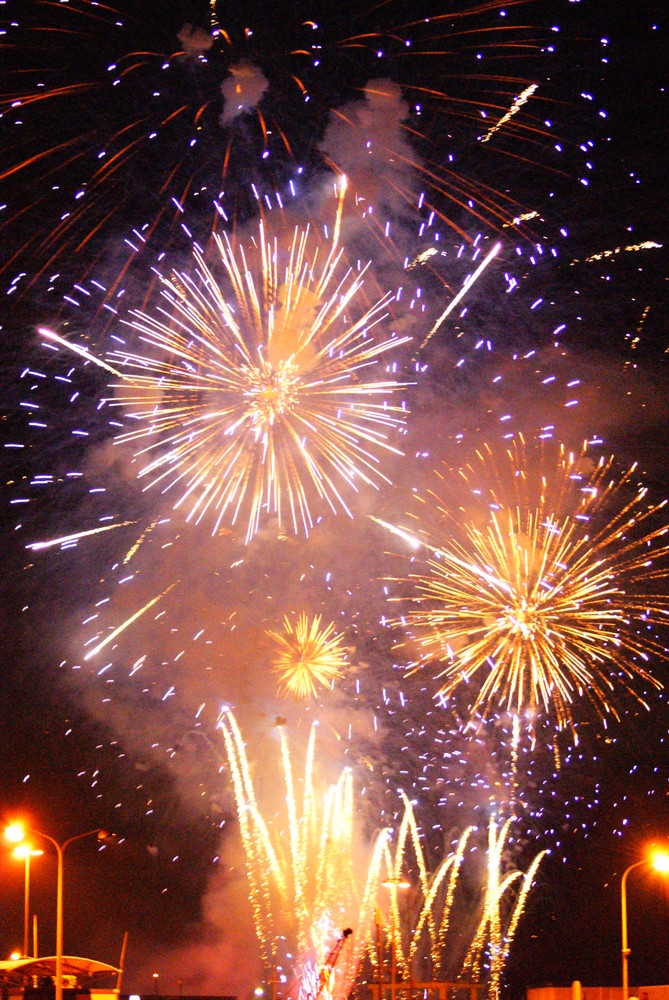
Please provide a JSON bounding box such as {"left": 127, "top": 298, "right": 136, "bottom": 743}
{"left": 382, "top": 440, "right": 669, "bottom": 734}
{"left": 268, "top": 612, "right": 347, "bottom": 699}
{"left": 106, "top": 201, "right": 410, "bottom": 541}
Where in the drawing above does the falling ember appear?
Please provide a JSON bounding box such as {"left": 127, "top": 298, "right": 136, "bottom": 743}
{"left": 383, "top": 439, "right": 669, "bottom": 735}
{"left": 570, "top": 240, "right": 663, "bottom": 264}
{"left": 105, "top": 216, "right": 411, "bottom": 542}
{"left": 406, "top": 248, "right": 438, "bottom": 270}
{"left": 268, "top": 612, "right": 347, "bottom": 700}
{"left": 502, "top": 210, "right": 540, "bottom": 228}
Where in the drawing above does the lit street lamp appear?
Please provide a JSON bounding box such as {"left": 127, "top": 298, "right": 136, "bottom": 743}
{"left": 12, "top": 844, "right": 44, "bottom": 957}
{"left": 621, "top": 849, "right": 669, "bottom": 1000}
{"left": 381, "top": 876, "right": 411, "bottom": 1000}
{"left": 5, "top": 823, "right": 110, "bottom": 1000}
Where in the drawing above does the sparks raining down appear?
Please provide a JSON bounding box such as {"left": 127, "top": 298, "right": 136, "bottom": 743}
{"left": 218, "top": 710, "right": 389, "bottom": 994}
{"left": 479, "top": 84, "right": 539, "bottom": 144}
{"left": 1, "top": 0, "right": 563, "bottom": 290}
{"left": 382, "top": 440, "right": 669, "bottom": 735}
{"left": 268, "top": 613, "right": 347, "bottom": 700}
{"left": 106, "top": 207, "right": 411, "bottom": 542}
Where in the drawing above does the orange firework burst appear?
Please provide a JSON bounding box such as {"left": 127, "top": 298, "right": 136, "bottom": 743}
{"left": 268, "top": 612, "right": 347, "bottom": 699}
{"left": 379, "top": 439, "right": 669, "bottom": 734}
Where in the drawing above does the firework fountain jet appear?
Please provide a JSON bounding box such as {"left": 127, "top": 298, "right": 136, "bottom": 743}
{"left": 218, "top": 711, "right": 546, "bottom": 999}
{"left": 218, "top": 708, "right": 390, "bottom": 996}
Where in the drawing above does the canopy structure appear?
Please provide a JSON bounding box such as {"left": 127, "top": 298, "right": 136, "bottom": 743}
{"left": 0, "top": 956, "right": 121, "bottom": 986}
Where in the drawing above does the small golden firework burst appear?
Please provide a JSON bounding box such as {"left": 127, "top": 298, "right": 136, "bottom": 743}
{"left": 268, "top": 612, "right": 347, "bottom": 699}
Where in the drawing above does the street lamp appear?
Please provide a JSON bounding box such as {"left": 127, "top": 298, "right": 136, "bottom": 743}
{"left": 5, "top": 823, "right": 109, "bottom": 1000}
{"left": 381, "top": 877, "right": 411, "bottom": 1000}
{"left": 12, "top": 844, "right": 44, "bottom": 957}
{"left": 621, "top": 849, "right": 669, "bottom": 1000}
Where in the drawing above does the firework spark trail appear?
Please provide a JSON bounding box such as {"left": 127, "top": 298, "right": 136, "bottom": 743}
{"left": 38, "top": 328, "right": 123, "bottom": 377}
{"left": 378, "top": 440, "right": 669, "bottom": 735}
{"left": 417, "top": 241, "right": 501, "bottom": 351}
{"left": 83, "top": 582, "right": 178, "bottom": 661}
{"left": 571, "top": 240, "right": 663, "bottom": 264}
{"left": 268, "top": 613, "right": 347, "bottom": 699}
{"left": 26, "top": 521, "right": 135, "bottom": 551}
{"left": 480, "top": 84, "right": 539, "bottom": 144}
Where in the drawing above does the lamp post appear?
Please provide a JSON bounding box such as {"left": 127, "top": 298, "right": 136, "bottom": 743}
{"left": 382, "top": 877, "right": 411, "bottom": 1000}
{"left": 621, "top": 850, "right": 669, "bottom": 1000}
{"left": 5, "top": 823, "right": 109, "bottom": 1000}
{"left": 375, "top": 908, "right": 384, "bottom": 1000}
{"left": 12, "top": 844, "right": 43, "bottom": 957}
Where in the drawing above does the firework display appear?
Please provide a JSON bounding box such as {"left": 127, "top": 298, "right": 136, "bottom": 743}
{"left": 2, "top": 1, "right": 667, "bottom": 999}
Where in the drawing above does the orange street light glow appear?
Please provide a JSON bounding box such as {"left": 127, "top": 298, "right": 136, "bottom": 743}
{"left": 652, "top": 850, "right": 669, "bottom": 874}
{"left": 12, "top": 845, "right": 43, "bottom": 859}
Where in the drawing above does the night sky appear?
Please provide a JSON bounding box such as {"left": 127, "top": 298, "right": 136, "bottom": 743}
{"left": 1, "top": 1, "right": 668, "bottom": 998}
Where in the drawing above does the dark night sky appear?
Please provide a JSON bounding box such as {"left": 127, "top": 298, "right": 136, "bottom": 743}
{"left": 1, "top": 0, "right": 668, "bottom": 997}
